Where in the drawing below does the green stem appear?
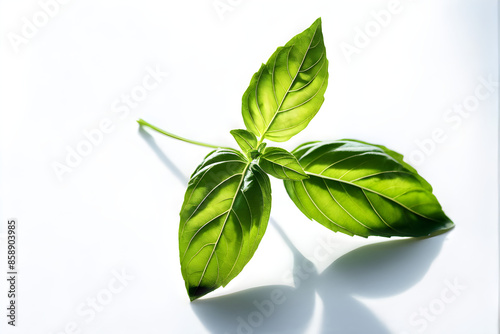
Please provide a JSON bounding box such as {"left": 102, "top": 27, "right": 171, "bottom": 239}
{"left": 256, "top": 137, "right": 264, "bottom": 147}
{"left": 137, "top": 119, "right": 225, "bottom": 149}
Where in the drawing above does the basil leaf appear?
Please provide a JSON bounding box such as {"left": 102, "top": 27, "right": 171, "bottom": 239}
{"left": 259, "top": 147, "right": 308, "bottom": 180}
{"left": 257, "top": 143, "right": 267, "bottom": 152}
{"left": 242, "top": 18, "right": 329, "bottom": 142}
{"left": 284, "top": 140, "right": 454, "bottom": 237}
{"left": 179, "top": 149, "right": 271, "bottom": 301}
{"left": 230, "top": 129, "right": 258, "bottom": 153}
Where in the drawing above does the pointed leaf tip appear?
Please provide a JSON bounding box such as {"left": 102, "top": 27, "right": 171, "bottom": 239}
{"left": 259, "top": 147, "right": 309, "bottom": 180}
{"left": 230, "top": 129, "right": 258, "bottom": 153}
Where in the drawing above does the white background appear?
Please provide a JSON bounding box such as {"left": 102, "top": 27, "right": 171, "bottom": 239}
{"left": 0, "top": 0, "right": 498, "bottom": 333}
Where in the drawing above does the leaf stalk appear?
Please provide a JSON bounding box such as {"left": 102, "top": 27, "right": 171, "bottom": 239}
{"left": 137, "top": 119, "right": 227, "bottom": 150}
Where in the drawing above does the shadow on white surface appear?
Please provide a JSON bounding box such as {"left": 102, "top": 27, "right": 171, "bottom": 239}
{"left": 138, "top": 126, "right": 188, "bottom": 184}
{"left": 138, "top": 127, "right": 446, "bottom": 334}
{"left": 316, "top": 234, "right": 446, "bottom": 334}
{"left": 192, "top": 220, "right": 445, "bottom": 334}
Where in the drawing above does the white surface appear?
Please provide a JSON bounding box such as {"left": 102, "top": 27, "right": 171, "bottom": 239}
{"left": 0, "top": 0, "right": 498, "bottom": 333}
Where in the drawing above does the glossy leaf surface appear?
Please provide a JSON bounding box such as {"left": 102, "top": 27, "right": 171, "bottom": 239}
{"left": 284, "top": 140, "right": 454, "bottom": 237}
{"left": 242, "top": 18, "right": 329, "bottom": 142}
{"left": 179, "top": 149, "right": 271, "bottom": 300}
{"left": 259, "top": 147, "right": 308, "bottom": 180}
{"left": 230, "top": 129, "right": 258, "bottom": 153}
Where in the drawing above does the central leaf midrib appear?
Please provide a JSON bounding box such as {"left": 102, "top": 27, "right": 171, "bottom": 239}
{"left": 195, "top": 161, "right": 252, "bottom": 289}
{"left": 259, "top": 25, "right": 319, "bottom": 143}
{"left": 305, "top": 172, "right": 440, "bottom": 223}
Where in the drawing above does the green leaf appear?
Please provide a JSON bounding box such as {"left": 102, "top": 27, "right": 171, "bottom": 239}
{"left": 242, "top": 18, "right": 329, "bottom": 143}
{"left": 284, "top": 140, "right": 454, "bottom": 237}
{"left": 179, "top": 149, "right": 272, "bottom": 301}
{"left": 257, "top": 143, "right": 267, "bottom": 152}
{"left": 259, "top": 147, "right": 309, "bottom": 180}
{"left": 230, "top": 129, "right": 258, "bottom": 153}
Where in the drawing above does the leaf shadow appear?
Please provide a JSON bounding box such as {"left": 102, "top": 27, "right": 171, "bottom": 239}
{"left": 192, "top": 220, "right": 446, "bottom": 334}
{"left": 138, "top": 126, "right": 188, "bottom": 185}
{"left": 317, "top": 235, "right": 445, "bottom": 333}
